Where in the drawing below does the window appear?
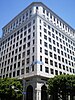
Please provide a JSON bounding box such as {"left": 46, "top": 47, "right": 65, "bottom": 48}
{"left": 40, "top": 19, "right": 41, "bottom": 23}
{"left": 22, "top": 52, "right": 25, "bottom": 58}
{"left": 40, "top": 65, "right": 42, "bottom": 71}
{"left": 19, "top": 47, "right": 22, "bottom": 52}
{"left": 33, "top": 32, "right": 35, "bottom": 37}
{"left": 53, "top": 40, "right": 55, "bottom": 44}
{"left": 13, "top": 71, "right": 15, "bottom": 77}
{"left": 16, "top": 42, "right": 18, "bottom": 47}
{"left": 32, "top": 47, "right": 35, "bottom": 53}
{"left": 24, "top": 37, "right": 26, "bottom": 42}
{"left": 66, "top": 66, "right": 69, "bottom": 71}
{"left": 61, "top": 51, "right": 63, "bottom": 55}
{"left": 15, "top": 49, "right": 18, "bottom": 53}
{"left": 53, "top": 47, "right": 56, "bottom": 52}
{"left": 59, "top": 63, "right": 61, "bottom": 69}
{"left": 40, "top": 56, "right": 42, "bottom": 61}
{"left": 24, "top": 25, "right": 27, "bottom": 30}
{"left": 55, "top": 62, "right": 57, "bottom": 67}
{"left": 44, "top": 35, "right": 47, "bottom": 40}
{"left": 18, "top": 62, "right": 20, "bottom": 67}
{"left": 33, "top": 19, "right": 35, "bottom": 24}
{"left": 57, "top": 49, "right": 60, "bottom": 54}
{"left": 32, "top": 56, "right": 34, "bottom": 62}
{"left": 26, "top": 67, "right": 29, "bottom": 73}
{"left": 11, "top": 58, "right": 13, "bottom": 63}
{"left": 26, "top": 58, "right": 30, "bottom": 64}
{"left": 57, "top": 42, "right": 59, "bottom": 47}
{"left": 50, "top": 13, "right": 52, "bottom": 19}
{"left": 49, "top": 38, "right": 51, "bottom": 42}
{"left": 49, "top": 52, "right": 52, "bottom": 57}
{"left": 62, "top": 58, "right": 64, "bottom": 62}
{"left": 24, "top": 31, "right": 27, "bottom": 36}
{"left": 45, "top": 67, "right": 49, "bottom": 73}
{"left": 45, "top": 58, "right": 48, "bottom": 64}
{"left": 48, "top": 31, "right": 51, "bottom": 36}
{"left": 48, "top": 25, "right": 50, "bottom": 29}
{"left": 50, "top": 68, "right": 54, "bottom": 74}
{"left": 14, "top": 56, "right": 17, "bottom": 61}
{"left": 18, "top": 54, "right": 21, "bottom": 59}
{"left": 52, "top": 34, "right": 55, "bottom": 38}
{"left": 33, "top": 39, "right": 35, "bottom": 45}
{"left": 27, "top": 42, "right": 30, "bottom": 47}
{"left": 58, "top": 56, "right": 61, "bottom": 61}
{"left": 32, "top": 65, "right": 34, "bottom": 71}
{"left": 17, "top": 70, "right": 20, "bottom": 76}
{"left": 28, "top": 28, "right": 31, "bottom": 33}
{"left": 28, "top": 22, "right": 31, "bottom": 27}
{"left": 22, "top": 60, "right": 25, "bottom": 66}
{"left": 14, "top": 63, "right": 16, "bottom": 69}
{"left": 52, "top": 28, "right": 54, "bottom": 32}
{"left": 44, "top": 28, "right": 47, "bottom": 33}
{"left": 27, "top": 50, "right": 30, "bottom": 55}
{"left": 20, "top": 34, "right": 23, "bottom": 38}
{"left": 28, "top": 35, "right": 31, "bottom": 40}
{"left": 44, "top": 42, "right": 47, "bottom": 47}
{"left": 63, "top": 65, "right": 65, "bottom": 70}
{"left": 39, "top": 25, "right": 41, "bottom": 30}
{"left": 59, "top": 33, "right": 61, "bottom": 37}
{"left": 43, "top": 8, "right": 45, "bottom": 13}
{"left": 40, "top": 47, "right": 42, "bottom": 53}
{"left": 50, "top": 60, "right": 53, "bottom": 66}
{"left": 21, "top": 69, "right": 24, "bottom": 75}
{"left": 54, "top": 54, "right": 57, "bottom": 59}
{"left": 23, "top": 44, "right": 26, "bottom": 49}
{"left": 33, "top": 25, "right": 35, "bottom": 30}
{"left": 17, "top": 36, "right": 19, "bottom": 41}
{"left": 45, "top": 49, "right": 48, "bottom": 55}
{"left": 9, "top": 73, "right": 11, "bottom": 78}
{"left": 55, "top": 70, "right": 58, "bottom": 75}
{"left": 56, "top": 36, "right": 58, "bottom": 40}
{"left": 49, "top": 44, "right": 52, "bottom": 49}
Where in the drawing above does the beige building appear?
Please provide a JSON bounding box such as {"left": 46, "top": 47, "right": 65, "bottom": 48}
{"left": 0, "top": 2, "right": 75, "bottom": 100}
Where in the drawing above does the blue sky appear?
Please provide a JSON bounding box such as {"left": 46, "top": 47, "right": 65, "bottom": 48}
{"left": 0, "top": 0, "right": 75, "bottom": 37}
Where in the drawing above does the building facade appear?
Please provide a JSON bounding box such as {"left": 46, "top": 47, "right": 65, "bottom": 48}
{"left": 0, "top": 2, "right": 75, "bottom": 100}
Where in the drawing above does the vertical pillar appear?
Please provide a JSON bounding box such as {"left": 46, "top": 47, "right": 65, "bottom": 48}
{"left": 22, "top": 79, "right": 26, "bottom": 100}
{"left": 35, "top": 88, "right": 41, "bottom": 100}
{"left": 68, "top": 95, "right": 70, "bottom": 100}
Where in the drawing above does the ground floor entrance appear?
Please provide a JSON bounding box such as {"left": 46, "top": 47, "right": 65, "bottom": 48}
{"left": 24, "top": 77, "right": 48, "bottom": 100}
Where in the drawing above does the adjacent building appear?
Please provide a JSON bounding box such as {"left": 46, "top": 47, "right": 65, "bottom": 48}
{"left": 0, "top": 2, "right": 75, "bottom": 100}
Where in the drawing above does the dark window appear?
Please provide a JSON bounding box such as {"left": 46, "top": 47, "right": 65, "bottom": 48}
{"left": 50, "top": 68, "right": 54, "bottom": 74}
{"left": 50, "top": 60, "right": 53, "bottom": 66}
{"left": 32, "top": 65, "right": 34, "bottom": 71}
{"left": 26, "top": 67, "right": 29, "bottom": 73}
{"left": 45, "top": 58, "right": 48, "bottom": 64}
{"left": 40, "top": 65, "right": 42, "bottom": 71}
{"left": 45, "top": 67, "right": 49, "bottom": 73}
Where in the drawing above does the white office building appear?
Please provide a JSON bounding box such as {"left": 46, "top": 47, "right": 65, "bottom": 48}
{"left": 0, "top": 2, "right": 75, "bottom": 100}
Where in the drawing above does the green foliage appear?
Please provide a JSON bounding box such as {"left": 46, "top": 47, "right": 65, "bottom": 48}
{"left": 48, "top": 75, "right": 75, "bottom": 100}
{"left": 0, "top": 78, "right": 23, "bottom": 100}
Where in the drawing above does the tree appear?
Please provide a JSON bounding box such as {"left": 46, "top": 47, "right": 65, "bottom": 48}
{"left": 48, "top": 75, "right": 75, "bottom": 100}
{"left": 0, "top": 78, "right": 23, "bottom": 100}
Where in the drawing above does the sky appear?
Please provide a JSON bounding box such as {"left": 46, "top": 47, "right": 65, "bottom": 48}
{"left": 0, "top": 0, "right": 75, "bottom": 37}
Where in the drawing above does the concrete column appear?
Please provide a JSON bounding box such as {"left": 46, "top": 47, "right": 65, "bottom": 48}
{"left": 35, "top": 88, "right": 41, "bottom": 100}
{"left": 68, "top": 95, "right": 70, "bottom": 100}
{"left": 22, "top": 79, "right": 26, "bottom": 100}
